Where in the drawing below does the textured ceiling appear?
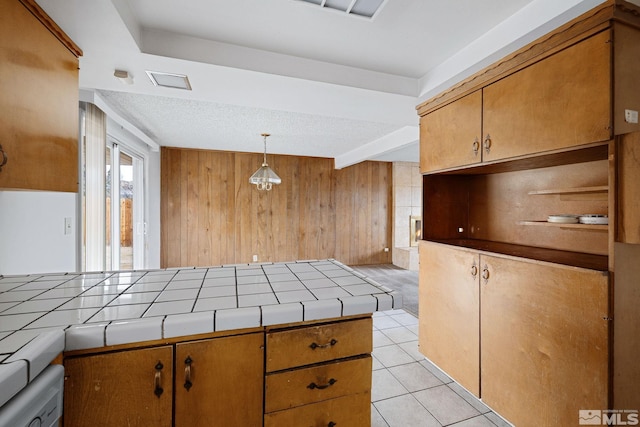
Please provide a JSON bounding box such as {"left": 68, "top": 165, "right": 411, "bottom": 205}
{"left": 98, "top": 90, "right": 402, "bottom": 158}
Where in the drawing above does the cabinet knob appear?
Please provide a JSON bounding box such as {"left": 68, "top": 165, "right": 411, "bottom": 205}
{"left": 481, "top": 266, "right": 490, "bottom": 281}
{"left": 472, "top": 138, "right": 480, "bottom": 156}
{"left": 0, "top": 144, "right": 7, "bottom": 172}
{"left": 483, "top": 134, "right": 492, "bottom": 154}
{"left": 470, "top": 264, "right": 478, "bottom": 277}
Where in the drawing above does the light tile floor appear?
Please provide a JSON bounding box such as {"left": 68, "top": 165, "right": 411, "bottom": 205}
{"left": 371, "top": 309, "right": 512, "bottom": 427}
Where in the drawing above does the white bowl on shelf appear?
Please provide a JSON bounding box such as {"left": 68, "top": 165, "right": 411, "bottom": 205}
{"left": 547, "top": 214, "right": 579, "bottom": 224}
{"left": 578, "top": 214, "right": 608, "bottom": 225}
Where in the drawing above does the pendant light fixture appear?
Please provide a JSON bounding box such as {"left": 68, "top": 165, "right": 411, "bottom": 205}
{"left": 249, "top": 133, "right": 281, "bottom": 191}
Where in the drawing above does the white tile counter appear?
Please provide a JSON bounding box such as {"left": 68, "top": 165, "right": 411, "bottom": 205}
{"left": 0, "top": 259, "right": 401, "bottom": 407}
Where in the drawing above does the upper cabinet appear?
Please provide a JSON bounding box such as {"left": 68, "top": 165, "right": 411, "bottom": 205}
{"left": 0, "top": 0, "right": 82, "bottom": 192}
{"left": 420, "top": 15, "right": 640, "bottom": 174}
{"left": 420, "top": 90, "right": 482, "bottom": 173}
{"left": 482, "top": 30, "right": 611, "bottom": 163}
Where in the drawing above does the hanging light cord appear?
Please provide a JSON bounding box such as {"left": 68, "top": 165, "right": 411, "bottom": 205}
{"left": 262, "top": 133, "right": 268, "bottom": 166}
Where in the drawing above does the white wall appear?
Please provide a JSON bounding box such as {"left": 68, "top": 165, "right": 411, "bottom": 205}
{"left": 0, "top": 191, "right": 77, "bottom": 275}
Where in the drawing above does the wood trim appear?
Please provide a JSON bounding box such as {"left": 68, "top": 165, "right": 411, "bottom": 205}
{"left": 62, "top": 327, "right": 264, "bottom": 358}
{"left": 613, "top": 0, "right": 640, "bottom": 27}
{"left": 264, "top": 314, "right": 370, "bottom": 332}
{"left": 616, "top": 132, "right": 640, "bottom": 244}
{"left": 613, "top": 242, "right": 640, "bottom": 409}
{"left": 18, "top": 0, "right": 82, "bottom": 57}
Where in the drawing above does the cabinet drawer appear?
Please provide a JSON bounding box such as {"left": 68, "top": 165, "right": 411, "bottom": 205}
{"left": 266, "top": 317, "right": 372, "bottom": 372}
{"left": 265, "top": 356, "right": 371, "bottom": 413}
{"left": 264, "top": 392, "right": 371, "bottom": 427}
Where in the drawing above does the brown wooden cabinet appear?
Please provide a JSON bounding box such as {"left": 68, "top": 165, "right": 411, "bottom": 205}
{"left": 63, "top": 332, "right": 264, "bottom": 427}
{"left": 482, "top": 29, "right": 611, "bottom": 163}
{"left": 480, "top": 254, "right": 609, "bottom": 427}
{"left": 63, "top": 346, "right": 173, "bottom": 427}
{"left": 0, "top": 0, "right": 81, "bottom": 192}
{"left": 417, "top": 1, "right": 640, "bottom": 424}
{"left": 419, "top": 21, "right": 640, "bottom": 174}
{"left": 419, "top": 242, "right": 610, "bottom": 427}
{"left": 62, "top": 317, "right": 373, "bottom": 427}
{"left": 175, "top": 333, "right": 264, "bottom": 427}
{"left": 419, "top": 90, "right": 482, "bottom": 173}
{"left": 264, "top": 317, "right": 372, "bottom": 427}
{"left": 418, "top": 242, "right": 479, "bottom": 396}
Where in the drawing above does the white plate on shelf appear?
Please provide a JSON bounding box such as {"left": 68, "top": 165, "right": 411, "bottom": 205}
{"left": 578, "top": 214, "right": 608, "bottom": 225}
{"left": 547, "top": 214, "right": 579, "bottom": 224}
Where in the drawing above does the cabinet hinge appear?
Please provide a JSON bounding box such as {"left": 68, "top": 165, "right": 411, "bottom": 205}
{"left": 602, "top": 316, "right": 613, "bottom": 321}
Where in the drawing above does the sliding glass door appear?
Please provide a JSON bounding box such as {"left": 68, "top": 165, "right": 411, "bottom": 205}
{"left": 106, "top": 141, "right": 145, "bottom": 270}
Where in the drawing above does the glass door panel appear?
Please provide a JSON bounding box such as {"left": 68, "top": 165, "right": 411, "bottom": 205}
{"left": 119, "top": 151, "right": 134, "bottom": 270}
{"left": 105, "top": 146, "right": 112, "bottom": 269}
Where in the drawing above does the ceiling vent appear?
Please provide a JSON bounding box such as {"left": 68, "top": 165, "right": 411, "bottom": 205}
{"left": 295, "top": 0, "right": 387, "bottom": 19}
{"left": 146, "top": 71, "right": 192, "bottom": 90}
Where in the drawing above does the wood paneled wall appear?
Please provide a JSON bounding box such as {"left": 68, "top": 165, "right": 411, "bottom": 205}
{"left": 161, "top": 147, "right": 392, "bottom": 267}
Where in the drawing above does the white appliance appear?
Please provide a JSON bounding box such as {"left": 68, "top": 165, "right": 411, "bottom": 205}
{"left": 0, "top": 364, "right": 64, "bottom": 427}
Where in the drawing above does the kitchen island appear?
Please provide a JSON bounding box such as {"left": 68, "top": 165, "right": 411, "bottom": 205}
{"left": 0, "top": 259, "right": 401, "bottom": 426}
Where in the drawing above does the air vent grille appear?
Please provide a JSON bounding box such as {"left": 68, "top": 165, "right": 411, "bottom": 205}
{"left": 146, "top": 71, "right": 192, "bottom": 90}
{"left": 295, "top": 0, "right": 387, "bottom": 19}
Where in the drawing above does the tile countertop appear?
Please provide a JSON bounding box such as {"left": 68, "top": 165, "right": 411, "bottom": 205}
{"left": 0, "top": 259, "right": 401, "bottom": 407}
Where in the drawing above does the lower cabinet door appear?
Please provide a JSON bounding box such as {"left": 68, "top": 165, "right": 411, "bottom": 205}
{"left": 63, "top": 346, "right": 173, "bottom": 427}
{"left": 418, "top": 241, "right": 480, "bottom": 396}
{"left": 174, "top": 332, "right": 264, "bottom": 427}
{"left": 481, "top": 255, "right": 609, "bottom": 427}
{"left": 264, "top": 392, "right": 371, "bottom": 427}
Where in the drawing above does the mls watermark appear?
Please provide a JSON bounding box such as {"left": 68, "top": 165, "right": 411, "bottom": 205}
{"left": 579, "top": 410, "right": 639, "bottom": 425}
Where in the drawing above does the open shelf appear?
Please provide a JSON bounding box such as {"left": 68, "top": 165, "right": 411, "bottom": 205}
{"left": 527, "top": 185, "right": 608, "bottom": 196}
{"left": 519, "top": 220, "right": 608, "bottom": 232}
{"left": 425, "top": 238, "right": 608, "bottom": 271}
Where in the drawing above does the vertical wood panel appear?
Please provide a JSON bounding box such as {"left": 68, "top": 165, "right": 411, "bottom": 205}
{"left": 208, "top": 151, "right": 221, "bottom": 264}
{"left": 319, "top": 159, "right": 336, "bottom": 258}
{"left": 223, "top": 152, "right": 236, "bottom": 265}
{"left": 197, "top": 151, "right": 212, "bottom": 267}
{"left": 234, "top": 153, "right": 255, "bottom": 264}
{"left": 185, "top": 150, "right": 199, "bottom": 266}
{"left": 334, "top": 166, "right": 355, "bottom": 264}
{"left": 161, "top": 149, "right": 391, "bottom": 267}
{"left": 161, "top": 148, "right": 183, "bottom": 267}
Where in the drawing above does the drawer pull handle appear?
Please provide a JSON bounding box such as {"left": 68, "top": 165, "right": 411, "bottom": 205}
{"left": 184, "top": 356, "right": 193, "bottom": 391}
{"left": 328, "top": 422, "right": 337, "bottom": 427}
{"left": 308, "top": 378, "right": 337, "bottom": 390}
{"left": 309, "top": 339, "right": 337, "bottom": 350}
{"left": 154, "top": 361, "right": 164, "bottom": 398}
